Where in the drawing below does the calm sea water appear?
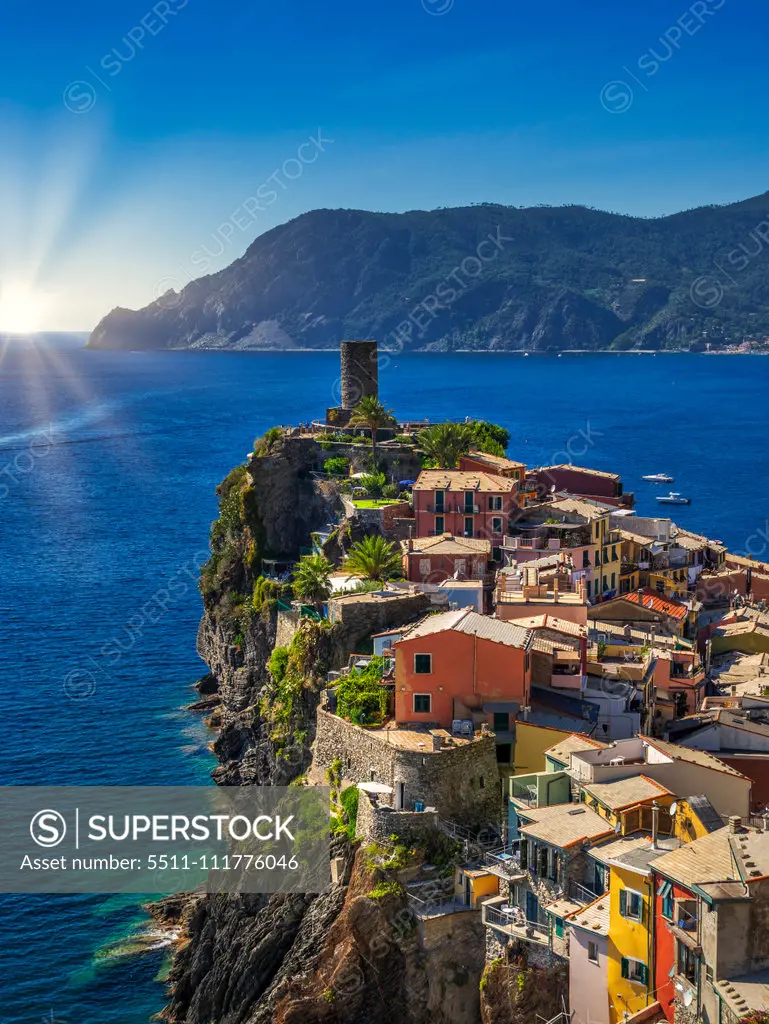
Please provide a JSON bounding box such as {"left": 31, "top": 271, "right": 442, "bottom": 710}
{"left": 1, "top": 337, "right": 767, "bottom": 1023}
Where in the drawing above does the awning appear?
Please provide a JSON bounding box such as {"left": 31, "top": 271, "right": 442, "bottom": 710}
{"left": 357, "top": 782, "right": 394, "bottom": 795}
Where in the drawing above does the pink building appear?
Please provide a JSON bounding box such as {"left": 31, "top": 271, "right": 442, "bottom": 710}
{"left": 402, "top": 533, "right": 490, "bottom": 584}
{"left": 566, "top": 896, "right": 611, "bottom": 1024}
{"left": 412, "top": 469, "right": 517, "bottom": 556}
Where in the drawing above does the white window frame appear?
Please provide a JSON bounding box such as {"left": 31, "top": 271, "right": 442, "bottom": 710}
{"left": 492, "top": 516, "right": 503, "bottom": 533}
{"left": 587, "top": 940, "right": 599, "bottom": 964}
{"left": 413, "top": 653, "right": 432, "bottom": 674}
{"left": 623, "top": 887, "right": 644, "bottom": 921}
{"left": 626, "top": 957, "right": 647, "bottom": 985}
{"left": 413, "top": 693, "right": 432, "bottom": 714}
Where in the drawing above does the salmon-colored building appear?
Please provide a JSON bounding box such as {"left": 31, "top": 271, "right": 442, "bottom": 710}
{"left": 401, "top": 533, "right": 490, "bottom": 584}
{"left": 457, "top": 450, "right": 526, "bottom": 481}
{"left": 393, "top": 608, "right": 533, "bottom": 730}
{"left": 412, "top": 469, "right": 518, "bottom": 555}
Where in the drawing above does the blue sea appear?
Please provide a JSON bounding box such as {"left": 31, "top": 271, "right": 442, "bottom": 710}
{"left": 1, "top": 336, "right": 767, "bottom": 1023}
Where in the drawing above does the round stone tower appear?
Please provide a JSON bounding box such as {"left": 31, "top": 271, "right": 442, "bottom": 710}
{"left": 341, "top": 340, "right": 378, "bottom": 410}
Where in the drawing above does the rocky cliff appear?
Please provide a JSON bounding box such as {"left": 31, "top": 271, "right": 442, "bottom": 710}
{"left": 88, "top": 196, "right": 769, "bottom": 354}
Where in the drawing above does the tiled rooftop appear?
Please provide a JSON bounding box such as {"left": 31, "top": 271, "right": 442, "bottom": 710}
{"left": 413, "top": 470, "right": 517, "bottom": 493}
{"left": 642, "top": 735, "right": 749, "bottom": 779}
{"left": 589, "top": 833, "right": 681, "bottom": 874}
{"left": 398, "top": 608, "right": 533, "bottom": 649}
{"left": 652, "top": 826, "right": 743, "bottom": 888}
{"left": 518, "top": 804, "right": 614, "bottom": 848}
{"left": 545, "top": 734, "right": 608, "bottom": 765}
{"left": 583, "top": 775, "right": 673, "bottom": 812}
{"left": 405, "top": 533, "right": 491, "bottom": 555}
{"left": 565, "top": 894, "right": 611, "bottom": 935}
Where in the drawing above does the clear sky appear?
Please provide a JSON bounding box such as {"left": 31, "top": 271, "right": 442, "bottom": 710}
{"left": 0, "top": 0, "right": 766, "bottom": 331}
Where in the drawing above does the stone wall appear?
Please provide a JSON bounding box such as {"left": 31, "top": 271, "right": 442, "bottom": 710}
{"left": 319, "top": 440, "right": 423, "bottom": 481}
{"left": 275, "top": 609, "right": 301, "bottom": 648}
{"left": 313, "top": 708, "right": 503, "bottom": 829}
{"left": 357, "top": 792, "right": 440, "bottom": 843}
{"left": 327, "top": 589, "right": 429, "bottom": 654}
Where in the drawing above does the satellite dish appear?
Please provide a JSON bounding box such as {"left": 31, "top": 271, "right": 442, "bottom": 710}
{"left": 550, "top": 484, "right": 556, "bottom": 493}
{"left": 669, "top": 802, "right": 678, "bottom": 817}
{"left": 683, "top": 990, "right": 694, "bottom": 1008}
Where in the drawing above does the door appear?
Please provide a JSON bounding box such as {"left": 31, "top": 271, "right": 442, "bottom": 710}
{"left": 526, "top": 890, "right": 539, "bottom": 923}
{"left": 464, "top": 874, "right": 472, "bottom": 907}
{"left": 395, "top": 781, "right": 405, "bottom": 810}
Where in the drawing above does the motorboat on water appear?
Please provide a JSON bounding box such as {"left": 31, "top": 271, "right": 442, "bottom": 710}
{"left": 656, "top": 492, "right": 690, "bottom": 505}
{"left": 642, "top": 473, "right": 674, "bottom": 483}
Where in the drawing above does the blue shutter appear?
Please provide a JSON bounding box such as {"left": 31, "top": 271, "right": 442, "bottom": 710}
{"left": 621, "top": 957, "right": 629, "bottom": 979}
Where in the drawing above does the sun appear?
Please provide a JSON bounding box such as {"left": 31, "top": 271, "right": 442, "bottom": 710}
{"left": 0, "top": 281, "right": 44, "bottom": 334}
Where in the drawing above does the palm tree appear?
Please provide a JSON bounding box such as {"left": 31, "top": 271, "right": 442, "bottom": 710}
{"left": 344, "top": 535, "right": 403, "bottom": 582}
{"left": 348, "top": 397, "right": 396, "bottom": 466}
{"left": 292, "top": 554, "right": 332, "bottom": 611}
{"left": 417, "top": 421, "right": 477, "bottom": 469}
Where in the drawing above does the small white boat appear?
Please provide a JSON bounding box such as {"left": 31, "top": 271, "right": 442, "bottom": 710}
{"left": 656, "top": 492, "right": 690, "bottom": 505}
{"left": 642, "top": 473, "right": 674, "bottom": 483}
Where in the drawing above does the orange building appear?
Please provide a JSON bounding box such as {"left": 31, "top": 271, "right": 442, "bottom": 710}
{"left": 393, "top": 608, "right": 533, "bottom": 730}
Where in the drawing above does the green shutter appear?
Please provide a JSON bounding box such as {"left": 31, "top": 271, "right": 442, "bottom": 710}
{"left": 640, "top": 963, "right": 649, "bottom": 986}
{"left": 621, "top": 957, "right": 629, "bottom": 979}
{"left": 555, "top": 917, "right": 564, "bottom": 938}
{"left": 619, "top": 889, "right": 627, "bottom": 916}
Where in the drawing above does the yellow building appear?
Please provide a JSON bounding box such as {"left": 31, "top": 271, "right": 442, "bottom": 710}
{"left": 513, "top": 720, "right": 586, "bottom": 775}
{"left": 589, "top": 833, "right": 673, "bottom": 1023}
{"left": 579, "top": 775, "right": 675, "bottom": 829}
{"left": 454, "top": 864, "right": 499, "bottom": 907}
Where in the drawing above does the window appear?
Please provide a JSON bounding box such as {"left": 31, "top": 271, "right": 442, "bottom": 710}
{"left": 479, "top": 776, "right": 485, "bottom": 789}
{"left": 583, "top": 551, "right": 590, "bottom": 568}
{"left": 588, "top": 941, "right": 599, "bottom": 964}
{"left": 434, "top": 490, "right": 445, "bottom": 512}
{"left": 587, "top": 579, "right": 592, "bottom": 599}
{"left": 621, "top": 958, "right": 648, "bottom": 985}
{"left": 611, "top": 572, "right": 616, "bottom": 589}
{"left": 435, "top": 515, "right": 444, "bottom": 534}
{"left": 413, "top": 693, "right": 431, "bottom": 714}
{"left": 620, "top": 888, "right": 644, "bottom": 921}
{"left": 658, "top": 880, "right": 674, "bottom": 920}
{"left": 612, "top": 545, "right": 617, "bottom": 560}
{"left": 464, "top": 517, "right": 474, "bottom": 537}
{"left": 492, "top": 517, "right": 503, "bottom": 533}
{"left": 488, "top": 495, "right": 502, "bottom": 511}
{"left": 595, "top": 550, "right": 601, "bottom": 566}
{"left": 493, "top": 712, "right": 509, "bottom": 732}
{"left": 414, "top": 654, "right": 432, "bottom": 674}
{"left": 548, "top": 849, "right": 559, "bottom": 881}
{"left": 464, "top": 491, "right": 475, "bottom": 511}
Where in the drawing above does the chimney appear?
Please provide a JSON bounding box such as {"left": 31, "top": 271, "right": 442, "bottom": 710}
{"left": 729, "top": 815, "right": 742, "bottom": 834}
{"left": 579, "top": 576, "right": 587, "bottom": 603}
{"left": 407, "top": 538, "right": 414, "bottom": 552}
{"left": 553, "top": 578, "right": 560, "bottom": 603}
{"left": 637, "top": 587, "right": 644, "bottom": 606}
{"left": 651, "top": 801, "right": 659, "bottom": 849}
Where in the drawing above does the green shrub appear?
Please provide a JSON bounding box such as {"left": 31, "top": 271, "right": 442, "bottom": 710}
{"left": 359, "top": 471, "right": 386, "bottom": 497}
{"left": 367, "top": 881, "right": 403, "bottom": 901}
{"left": 336, "top": 659, "right": 389, "bottom": 724}
{"left": 324, "top": 456, "right": 350, "bottom": 477}
{"left": 254, "top": 426, "right": 284, "bottom": 456}
{"left": 382, "top": 483, "right": 399, "bottom": 499}
{"left": 269, "top": 646, "right": 289, "bottom": 683}
{"left": 340, "top": 785, "right": 359, "bottom": 839}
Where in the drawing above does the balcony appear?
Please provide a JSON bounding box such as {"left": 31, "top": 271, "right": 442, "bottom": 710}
{"left": 621, "top": 562, "right": 639, "bottom": 576}
{"left": 666, "top": 899, "right": 700, "bottom": 950}
{"left": 482, "top": 896, "right": 550, "bottom": 945}
{"left": 568, "top": 879, "right": 601, "bottom": 905}
{"left": 482, "top": 846, "right": 527, "bottom": 882}
{"left": 457, "top": 503, "right": 480, "bottom": 514}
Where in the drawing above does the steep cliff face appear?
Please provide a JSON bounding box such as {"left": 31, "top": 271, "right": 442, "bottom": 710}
{"left": 166, "top": 432, "right": 510, "bottom": 1023}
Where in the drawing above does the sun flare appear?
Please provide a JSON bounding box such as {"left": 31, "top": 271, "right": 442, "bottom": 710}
{"left": 0, "top": 281, "right": 45, "bottom": 334}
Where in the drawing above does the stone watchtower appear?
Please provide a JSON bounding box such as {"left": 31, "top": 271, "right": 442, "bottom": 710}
{"left": 326, "top": 339, "right": 379, "bottom": 426}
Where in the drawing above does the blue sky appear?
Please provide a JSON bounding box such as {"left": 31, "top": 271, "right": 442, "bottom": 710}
{"left": 0, "top": 0, "right": 766, "bottom": 330}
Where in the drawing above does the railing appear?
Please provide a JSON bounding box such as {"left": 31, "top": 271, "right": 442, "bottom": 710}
{"left": 568, "top": 879, "right": 600, "bottom": 905}
{"left": 484, "top": 905, "right": 549, "bottom": 938}
{"left": 457, "top": 503, "right": 480, "bottom": 514}
{"left": 674, "top": 904, "right": 698, "bottom": 933}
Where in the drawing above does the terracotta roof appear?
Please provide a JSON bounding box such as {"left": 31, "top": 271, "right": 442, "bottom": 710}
{"left": 397, "top": 608, "right": 533, "bottom": 649}
{"left": 642, "top": 736, "right": 750, "bottom": 779}
{"left": 673, "top": 528, "right": 726, "bottom": 553}
{"left": 611, "top": 589, "right": 689, "bottom": 622}
{"left": 652, "top": 827, "right": 741, "bottom": 888}
{"left": 548, "top": 497, "right": 612, "bottom": 521}
{"left": 413, "top": 470, "right": 516, "bottom": 493}
{"left": 463, "top": 450, "right": 526, "bottom": 470}
{"left": 589, "top": 834, "right": 669, "bottom": 872}
{"left": 512, "top": 614, "right": 587, "bottom": 638}
{"left": 546, "top": 734, "right": 608, "bottom": 765}
{"left": 727, "top": 553, "right": 769, "bottom": 572}
{"left": 583, "top": 775, "right": 673, "bottom": 812}
{"left": 715, "top": 970, "right": 769, "bottom": 1017}
{"left": 518, "top": 804, "right": 614, "bottom": 848}
{"left": 405, "top": 533, "right": 490, "bottom": 555}
{"left": 565, "top": 894, "right": 610, "bottom": 935}
{"left": 539, "top": 464, "right": 621, "bottom": 482}
{"left": 544, "top": 896, "right": 582, "bottom": 919}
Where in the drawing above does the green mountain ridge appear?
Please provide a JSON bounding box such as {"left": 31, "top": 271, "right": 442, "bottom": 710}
{"left": 87, "top": 195, "right": 769, "bottom": 352}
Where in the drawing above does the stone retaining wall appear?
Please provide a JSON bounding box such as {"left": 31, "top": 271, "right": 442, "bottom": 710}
{"left": 313, "top": 708, "right": 502, "bottom": 829}
{"left": 356, "top": 792, "right": 440, "bottom": 843}
{"left": 327, "top": 590, "right": 429, "bottom": 653}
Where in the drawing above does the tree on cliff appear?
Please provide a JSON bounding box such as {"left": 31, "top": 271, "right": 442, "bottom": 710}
{"left": 417, "top": 421, "right": 477, "bottom": 468}
{"left": 347, "top": 396, "right": 396, "bottom": 466}
{"left": 292, "top": 554, "right": 333, "bottom": 611}
{"left": 344, "top": 535, "right": 403, "bottom": 582}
